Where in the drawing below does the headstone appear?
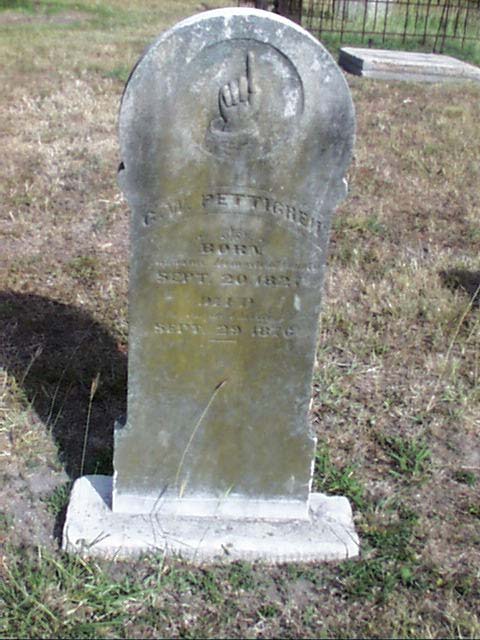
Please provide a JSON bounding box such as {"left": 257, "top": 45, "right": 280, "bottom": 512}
{"left": 63, "top": 7, "right": 359, "bottom": 562}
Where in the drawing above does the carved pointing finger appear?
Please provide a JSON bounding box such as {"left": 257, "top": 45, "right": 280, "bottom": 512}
{"left": 239, "top": 76, "right": 249, "bottom": 102}
{"left": 216, "top": 50, "right": 260, "bottom": 131}
{"left": 246, "top": 51, "right": 257, "bottom": 96}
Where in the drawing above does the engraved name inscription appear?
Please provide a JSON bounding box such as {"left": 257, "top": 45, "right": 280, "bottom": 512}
{"left": 143, "top": 199, "right": 189, "bottom": 226}
{"left": 202, "top": 192, "right": 324, "bottom": 238}
{"left": 142, "top": 192, "right": 324, "bottom": 239}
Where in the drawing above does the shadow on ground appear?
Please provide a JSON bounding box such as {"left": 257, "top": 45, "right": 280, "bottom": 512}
{"left": 0, "top": 291, "right": 127, "bottom": 479}
{"left": 439, "top": 269, "right": 480, "bottom": 306}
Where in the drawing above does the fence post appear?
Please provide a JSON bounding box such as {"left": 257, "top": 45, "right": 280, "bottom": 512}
{"left": 275, "top": 1, "right": 303, "bottom": 23}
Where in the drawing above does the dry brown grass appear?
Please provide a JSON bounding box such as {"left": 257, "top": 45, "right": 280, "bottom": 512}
{"left": 1, "top": 1, "right": 480, "bottom": 637}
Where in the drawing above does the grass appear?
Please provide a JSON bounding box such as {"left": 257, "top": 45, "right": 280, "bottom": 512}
{"left": 1, "top": 0, "right": 480, "bottom": 637}
{"left": 377, "top": 434, "right": 432, "bottom": 479}
{"left": 314, "top": 443, "right": 366, "bottom": 507}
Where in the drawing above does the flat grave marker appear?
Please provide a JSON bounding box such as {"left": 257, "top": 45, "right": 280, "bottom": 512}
{"left": 339, "top": 47, "right": 480, "bottom": 83}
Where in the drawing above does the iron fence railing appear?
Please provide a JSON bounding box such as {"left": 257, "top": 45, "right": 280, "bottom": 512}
{"left": 238, "top": 0, "right": 480, "bottom": 51}
{"left": 238, "top": 1, "right": 302, "bottom": 22}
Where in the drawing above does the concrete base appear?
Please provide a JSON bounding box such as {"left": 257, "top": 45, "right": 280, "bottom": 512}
{"left": 339, "top": 47, "right": 480, "bottom": 83}
{"left": 113, "top": 490, "right": 310, "bottom": 520}
{"left": 62, "top": 475, "right": 360, "bottom": 563}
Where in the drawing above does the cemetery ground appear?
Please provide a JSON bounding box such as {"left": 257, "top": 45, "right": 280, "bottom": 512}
{"left": 0, "top": 0, "right": 479, "bottom": 637}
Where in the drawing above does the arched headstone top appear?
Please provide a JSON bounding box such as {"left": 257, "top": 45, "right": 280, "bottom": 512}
{"left": 119, "top": 8, "right": 355, "bottom": 222}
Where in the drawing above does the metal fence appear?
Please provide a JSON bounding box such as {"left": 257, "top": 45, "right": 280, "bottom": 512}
{"left": 238, "top": 1, "right": 303, "bottom": 22}
{"left": 238, "top": 0, "right": 480, "bottom": 51}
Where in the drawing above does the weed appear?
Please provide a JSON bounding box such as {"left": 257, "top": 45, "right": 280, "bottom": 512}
{"left": 79, "top": 373, "right": 100, "bottom": 477}
{"left": 378, "top": 434, "right": 431, "bottom": 479}
{"left": 302, "top": 604, "right": 320, "bottom": 626}
{"left": 340, "top": 503, "right": 425, "bottom": 603}
{"left": 103, "top": 65, "right": 131, "bottom": 84}
{"left": 258, "top": 602, "right": 281, "bottom": 618}
{"left": 450, "top": 573, "right": 480, "bottom": 598}
{"left": 333, "top": 212, "right": 387, "bottom": 237}
{"left": 0, "top": 510, "right": 14, "bottom": 533}
{"left": 453, "top": 469, "right": 477, "bottom": 486}
{"left": 285, "top": 564, "right": 321, "bottom": 585}
{"left": 362, "top": 503, "right": 419, "bottom": 560}
{"left": 466, "top": 503, "right": 480, "bottom": 519}
{"left": 198, "top": 569, "right": 223, "bottom": 604}
{"left": 226, "top": 561, "right": 256, "bottom": 591}
{"left": 67, "top": 255, "right": 99, "bottom": 285}
{"left": 314, "top": 443, "right": 365, "bottom": 508}
{"left": 42, "top": 482, "right": 72, "bottom": 516}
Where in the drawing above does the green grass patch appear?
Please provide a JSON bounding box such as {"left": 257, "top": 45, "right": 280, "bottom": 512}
{"left": 102, "top": 64, "right": 131, "bottom": 83}
{"left": 1, "top": 0, "right": 31, "bottom": 9}
{"left": 1, "top": 550, "right": 128, "bottom": 638}
{"left": 42, "top": 482, "right": 72, "bottom": 516}
{"left": 378, "top": 434, "right": 432, "bottom": 479}
{"left": 314, "top": 443, "right": 365, "bottom": 508}
{"left": 453, "top": 469, "right": 477, "bottom": 486}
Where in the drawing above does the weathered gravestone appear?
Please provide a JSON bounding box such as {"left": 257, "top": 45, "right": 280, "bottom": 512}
{"left": 63, "top": 7, "right": 359, "bottom": 562}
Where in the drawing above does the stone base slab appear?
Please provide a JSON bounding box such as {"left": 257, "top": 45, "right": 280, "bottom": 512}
{"left": 113, "top": 489, "right": 310, "bottom": 520}
{"left": 62, "top": 475, "right": 359, "bottom": 563}
{"left": 339, "top": 47, "right": 480, "bottom": 83}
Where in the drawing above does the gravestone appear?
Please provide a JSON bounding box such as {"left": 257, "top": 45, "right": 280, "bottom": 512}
{"left": 63, "top": 7, "right": 359, "bottom": 562}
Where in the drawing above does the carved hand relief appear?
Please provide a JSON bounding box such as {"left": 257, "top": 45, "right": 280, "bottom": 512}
{"left": 204, "top": 42, "right": 303, "bottom": 159}
{"left": 206, "top": 51, "right": 260, "bottom": 157}
{"left": 218, "top": 51, "right": 259, "bottom": 134}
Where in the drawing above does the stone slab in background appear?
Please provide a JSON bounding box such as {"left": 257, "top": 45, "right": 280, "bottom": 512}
{"left": 62, "top": 476, "right": 359, "bottom": 562}
{"left": 339, "top": 47, "right": 480, "bottom": 83}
